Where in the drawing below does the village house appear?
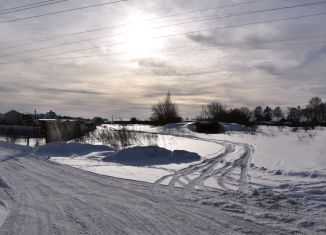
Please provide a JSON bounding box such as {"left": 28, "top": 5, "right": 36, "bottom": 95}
{"left": 44, "top": 110, "right": 58, "bottom": 119}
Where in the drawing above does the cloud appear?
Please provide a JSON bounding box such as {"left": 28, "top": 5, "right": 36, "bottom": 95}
{"left": 136, "top": 58, "right": 178, "bottom": 76}
{"left": 0, "top": 0, "right": 326, "bottom": 118}
{"left": 187, "top": 34, "right": 221, "bottom": 47}
{"left": 36, "top": 87, "right": 106, "bottom": 95}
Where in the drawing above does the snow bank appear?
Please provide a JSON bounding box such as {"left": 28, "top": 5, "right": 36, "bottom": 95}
{"left": 163, "top": 123, "right": 187, "bottom": 129}
{"left": 35, "top": 142, "right": 113, "bottom": 157}
{"left": 219, "top": 123, "right": 248, "bottom": 132}
{"left": 0, "top": 141, "right": 31, "bottom": 156}
{"left": 102, "top": 146, "right": 201, "bottom": 166}
{"left": 162, "top": 122, "right": 248, "bottom": 134}
{"left": 161, "top": 122, "right": 196, "bottom": 134}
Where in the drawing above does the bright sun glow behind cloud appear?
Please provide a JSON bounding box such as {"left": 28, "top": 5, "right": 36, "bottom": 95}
{"left": 114, "top": 13, "right": 165, "bottom": 58}
{"left": 1, "top": 0, "right": 326, "bottom": 118}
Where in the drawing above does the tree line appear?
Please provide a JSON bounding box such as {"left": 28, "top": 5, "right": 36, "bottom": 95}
{"left": 150, "top": 93, "right": 326, "bottom": 126}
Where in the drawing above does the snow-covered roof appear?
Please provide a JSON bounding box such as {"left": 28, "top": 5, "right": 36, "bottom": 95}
{"left": 38, "top": 119, "right": 58, "bottom": 122}
{"left": 271, "top": 117, "right": 284, "bottom": 122}
{"left": 249, "top": 116, "right": 256, "bottom": 122}
{"left": 299, "top": 117, "right": 308, "bottom": 123}
{"left": 44, "top": 110, "right": 58, "bottom": 119}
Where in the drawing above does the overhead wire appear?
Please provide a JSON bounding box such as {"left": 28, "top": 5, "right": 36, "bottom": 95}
{"left": 0, "top": 0, "right": 265, "bottom": 47}
{"left": 0, "top": 0, "right": 325, "bottom": 58}
{"left": 0, "top": 0, "right": 70, "bottom": 15}
{"left": 37, "top": 42, "right": 326, "bottom": 62}
{"left": 0, "top": 0, "right": 61, "bottom": 12}
{"left": 1, "top": 10, "right": 326, "bottom": 65}
{"left": 0, "top": 0, "right": 127, "bottom": 24}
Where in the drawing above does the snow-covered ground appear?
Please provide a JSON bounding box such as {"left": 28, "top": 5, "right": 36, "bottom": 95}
{"left": 2, "top": 141, "right": 277, "bottom": 234}
{"left": 0, "top": 137, "right": 45, "bottom": 147}
{"left": 47, "top": 123, "right": 326, "bottom": 233}
{"left": 49, "top": 124, "right": 326, "bottom": 198}
{"left": 46, "top": 124, "right": 224, "bottom": 183}
{"left": 1, "top": 123, "right": 326, "bottom": 234}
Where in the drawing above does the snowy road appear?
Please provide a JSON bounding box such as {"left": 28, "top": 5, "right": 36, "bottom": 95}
{"left": 1, "top": 126, "right": 326, "bottom": 235}
{"left": 0, "top": 143, "right": 288, "bottom": 235}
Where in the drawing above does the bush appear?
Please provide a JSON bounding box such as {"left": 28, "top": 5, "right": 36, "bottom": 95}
{"left": 151, "top": 92, "right": 181, "bottom": 125}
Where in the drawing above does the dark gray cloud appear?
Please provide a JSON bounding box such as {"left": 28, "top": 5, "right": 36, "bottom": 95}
{"left": 136, "top": 58, "right": 220, "bottom": 77}
{"left": 137, "top": 58, "right": 178, "bottom": 76}
{"left": 254, "top": 63, "right": 281, "bottom": 76}
{"left": 36, "top": 87, "right": 106, "bottom": 95}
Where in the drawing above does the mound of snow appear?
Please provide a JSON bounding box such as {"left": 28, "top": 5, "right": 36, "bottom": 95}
{"left": 165, "top": 122, "right": 248, "bottom": 134}
{"left": 35, "top": 142, "right": 113, "bottom": 157}
{"left": 102, "top": 146, "right": 201, "bottom": 166}
{"left": 0, "top": 141, "right": 31, "bottom": 153}
{"left": 161, "top": 122, "right": 195, "bottom": 134}
{"left": 163, "top": 123, "right": 186, "bottom": 129}
{"left": 220, "top": 123, "right": 248, "bottom": 132}
{"left": 185, "top": 123, "right": 197, "bottom": 132}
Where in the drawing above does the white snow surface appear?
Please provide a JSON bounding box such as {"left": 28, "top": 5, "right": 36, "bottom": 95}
{"left": 1, "top": 123, "right": 326, "bottom": 234}
{"left": 35, "top": 141, "right": 113, "bottom": 157}
{"left": 102, "top": 146, "right": 201, "bottom": 166}
{"left": 50, "top": 124, "right": 326, "bottom": 190}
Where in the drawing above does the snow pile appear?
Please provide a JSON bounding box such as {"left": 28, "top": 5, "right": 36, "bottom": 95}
{"left": 160, "top": 122, "right": 195, "bottom": 134}
{"left": 219, "top": 123, "right": 248, "bottom": 132}
{"left": 161, "top": 122, "right": 248, "bottom": 134}
{"left": 35, "top": 142, "right": 113, "bottom": 157}
{"left": 0, "top": 141, "right": 31, "bottom": 156}
{"left": 163, "top": 123, "right": 187, "bottom": 129}
{"left": 102, "top": 146, "right": 201, "bottom": 166}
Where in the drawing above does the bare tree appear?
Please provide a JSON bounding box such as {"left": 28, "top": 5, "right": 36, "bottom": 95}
{"left": 204, "top": 102, "right": 226, "bottom": 121}
{"left": 307, "top": 96, "right": 323, "bottom": 122}
{"left": 287, "top": 106, "right": 302, "bottom": 123}
{"left": 273, "top": 106, "right": 284, "bottom": 118}
{"left": 263, "top": 106, "right": 273, "bottom": 121}
{"left": 254, "top": 106, "right": 263, "bottom": 121}
{"left": 151, "top": 92, "right": 181, "bottom": 125}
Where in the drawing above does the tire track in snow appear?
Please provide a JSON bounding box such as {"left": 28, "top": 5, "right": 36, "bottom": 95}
{"left": 0, "top": 176, "right": 11, "bottom": 228}
{"left": 153, "top": 134, "right": 254, "bottom": 197}
{"left": 0, "top": 200, "right": 7, "bottom": 228}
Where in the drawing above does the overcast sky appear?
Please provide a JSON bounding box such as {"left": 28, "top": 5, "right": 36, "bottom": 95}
{"left": 0, "top": 0, "right": 325, "bottom": 119}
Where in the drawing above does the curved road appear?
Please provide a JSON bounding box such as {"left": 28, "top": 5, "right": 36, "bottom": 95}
{"left": 0, "top": 143, "right": 287, "bottom": 234}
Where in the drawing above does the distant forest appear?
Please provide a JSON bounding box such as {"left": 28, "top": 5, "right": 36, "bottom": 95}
{"left": 198, "top": 96, "right": 326, "bottom": 125}
{"left": 150, "top": 93, "right": 326, "bottom": 126}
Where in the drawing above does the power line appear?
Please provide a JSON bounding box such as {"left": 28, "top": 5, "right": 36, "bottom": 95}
{"left": 0, "top": 0, "right": 264, "bottom": 47}
{"left": 0, "top": 0, "right": 59, "bottom": 12}
{"left": 0, "top": 0, "right": 325, "bottom": 58}
{"left": 0, "top": 0, "right": 127, "bottom": 24}
{"left": 46, "top": 41, "right": 326, "bottom": 61}
{"left": 1, "top": 10, "right": 325, "bottom": 65}
{"left": 0, "top": 0, "right": 69, "bottom": 15}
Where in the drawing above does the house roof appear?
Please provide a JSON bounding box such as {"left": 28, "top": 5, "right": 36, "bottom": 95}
{"left": 271, "top": 117, "right": 284, "bottom": 122}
